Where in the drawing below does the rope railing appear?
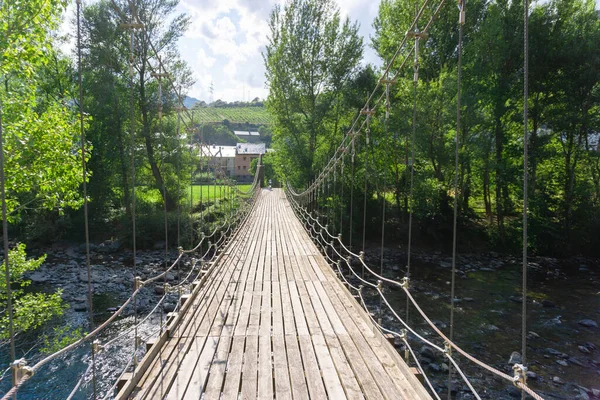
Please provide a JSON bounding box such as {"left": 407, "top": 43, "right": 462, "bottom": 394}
{"left": 0, "top": 172, "right": 262, "bottom": 400}
{"left": 285, "top": 192, "right": 545, "bottom": 399}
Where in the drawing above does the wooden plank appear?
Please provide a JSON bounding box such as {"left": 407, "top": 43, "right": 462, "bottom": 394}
{"left": 203, "top": 336, "right": 233, "bottom": 398}
{"left": 298, "top": 335, "right": 328, "bottom": 399}
{"left": 284, "top": 334, "right": 310, "bottom": 400}
{"left": 257, "top": 334, "right": 273, "bottom": 400}
{"left": 272, "top": 335, "right": 292, "bottom": 400}
{"left": 221, "top": 336, "right": 246, "bottom": 398}
{"left": 241, "top": 335, "right": 258, "bottom": 400}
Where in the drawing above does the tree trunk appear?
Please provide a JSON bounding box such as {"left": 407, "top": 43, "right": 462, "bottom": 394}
{"left": 483, "top": 160, "right": 492, "bottom": 223}
{"left": 114, "top": 92, "right": 130, "bottom": 216}
{"left": 494, "top": 117, "right": 505, "bottom": 237}
{"left": 139, "top": 61, "right": 176, "bottom": 211}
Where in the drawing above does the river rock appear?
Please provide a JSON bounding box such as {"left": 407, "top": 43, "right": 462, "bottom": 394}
{"left": 552, "top": 376, "right": 565, "bottom": 384}
{"left": 578, "top": 319, "right": 598, "bottom": 328}
{"left": 482, "top": 323, "right": 499, "bottom": 331}
{"left": 420, "top": 345, "right": 436, "bottom": 360}
{"left": 507, "top": 385, "right": 521, "bottom": 398}
{"left": 73, "top": 302, "right": 87, "bottom": 312}
{"left": 556, "top": 359, "right": 568, "bottom": 366}
{"left": 542, "top": 299, "right": 555, "bottom": 308}
{"left": 545, "top": 348, "right": 568, "bottom": 358}
{"left": 509, "top": 296, "right": 522, "bottom": 303}
{"left": 569, "top": 357, "right": 585, "bottom": 366}
{"left": 508, "top": 351, "right": 521, "bottom": 364}
{"left": 527, "top": 331, "right": 540, "bottom": 340}
{"left": 154, "top": 285, "right": 165, "bottom": 295}
{"left": 592, "top": 389, "right": 600, "bottom": 397}
{"left": 579, "top": 345, "right": 591, "bottom": 354}
{"left": 428, "top": 363, "right": 442, "bottom": 372}
{"left": 526, "top": 371, "right": 537, "bottom": 380}
{"left": 28, "top": 271, "right": 51, "bottom": 283}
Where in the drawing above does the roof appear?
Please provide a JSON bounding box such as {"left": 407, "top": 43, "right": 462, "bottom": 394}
{"left": 236, "top": 143, "right": 266, "bottom": 155}
{"left": 199, "top": 145, "right": 237, "bottom": 158}
{"left": 234, "top": 130, "right": 260, "bottom": 136}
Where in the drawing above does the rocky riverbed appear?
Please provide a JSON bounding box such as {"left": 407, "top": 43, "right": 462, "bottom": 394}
{"left": 24, "top": 240, "right": 196, "bottom": 321}
{"left": 6, "top": 241, "right": 600, "bottom": 399}
{"left": 357, "top": 247, "right": 600, "bottom": 400}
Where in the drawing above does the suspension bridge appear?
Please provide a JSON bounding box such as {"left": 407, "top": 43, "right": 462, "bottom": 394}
{"left": 0, "top": 0, "right": 549, "bottom": 398}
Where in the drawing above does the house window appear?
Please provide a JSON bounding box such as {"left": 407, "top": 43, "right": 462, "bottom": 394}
{"left": 243, "top": 166, "right": 247, "bottom": 170}
{"left": 238, "top": 166, "right": 240, "bottom": 170}
{"left": 243, "top": 157, "right": 247, "bottom": 161}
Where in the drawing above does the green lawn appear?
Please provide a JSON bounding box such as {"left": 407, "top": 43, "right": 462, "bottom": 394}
{"left": 190, "top": 184, "right": 252, "bottom": 201}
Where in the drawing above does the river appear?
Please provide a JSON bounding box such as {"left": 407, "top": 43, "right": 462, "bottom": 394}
{"left": 0, "top": 247, "right": 598, "bottom": 399}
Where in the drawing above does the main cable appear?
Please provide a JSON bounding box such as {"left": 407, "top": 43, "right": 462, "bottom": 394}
{"left": 449, "top": 1, "right": 465, "bottom": 398}
{"left": 521, "top": 0, "right": 530, "bottom": 398}
{"left": 76, "top": 0, "right": 98, "bottom": 398}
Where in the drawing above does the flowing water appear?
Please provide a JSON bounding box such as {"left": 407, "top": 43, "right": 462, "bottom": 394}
{"left": 1, "top": 251, "right": 598, "bottom": 399}
{"left": 363, "top": 251, "right": 600, "bottom": 399}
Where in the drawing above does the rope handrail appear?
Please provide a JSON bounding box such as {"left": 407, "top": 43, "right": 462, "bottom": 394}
{"left": 288, "top": 0, "right": 448, "bottom": 198}
{"left": 286, "top": 188, "right": 546, "bottom": 400}
{"left": 354, "top": 288, "right": 441, "bottom": 400}
{"left": 1, "top": 176, "right": 262, "bottom": 400}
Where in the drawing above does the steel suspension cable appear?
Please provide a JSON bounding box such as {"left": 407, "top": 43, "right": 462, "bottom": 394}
{"left": 406, "top": 15, "right": 422, "bottom": 322}
{"left": 448, "top": 2, "right": 465, "bottom": 398}
{"left": 0, "top": 69, "right": 15, "bottom": 400}
{"left": 123, "top": 3, "right": 140, "bottom": 376}
{"left": 177, "top": 88, "right": 182, "bottom": 248}
{"left": 361, "top": 109, "right": 372, "bottom": 261}
{"left": 76, "top": 0, "right": 98, "bottom": 397}
{"left": 521, "top": 0, "right": 530, "bottom": 398}
{"left": 349, "top": 137, "right": 356, "bottom": 250}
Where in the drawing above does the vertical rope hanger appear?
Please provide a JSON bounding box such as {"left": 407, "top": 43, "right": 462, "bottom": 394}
{"left": 0, "top": 42, "right": 16, "bottom": 400}
{"left": 76, "top": 0, "right": 98, "bottom": 397}
{"left": 349, "top": 134, "right": 356, "bottom": 250}
{"left": 152, "top": 65, "right": 169, "bottom": 274}
{"left": 176, "top": 87, "right": 182, "bottom": 248}
{"left": 361, "top": 106, "right": 374, "bottom": 278}
{"left": 448, "top": 1, "right": 466, "bottom": 398}
{"left": 380, "top": 70, "right": 395, "bottom": 276}
{"left": 406, "top": 7, "right": 423, "bottom": 321}
{"left": 521, "top": 0, "right": 530, "bottom": 398}
{"left": 121, "top": 2, "right": 142, "bottom": 374}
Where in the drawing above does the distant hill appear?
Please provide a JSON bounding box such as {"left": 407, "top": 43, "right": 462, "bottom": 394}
{"left": 184, "top": 96, "right": 201, "bottom": 108}
{"left": 192, "top": 106, "right": 272, "bottom": 125}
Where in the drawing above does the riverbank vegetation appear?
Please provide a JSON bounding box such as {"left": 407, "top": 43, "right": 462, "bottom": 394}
{"left": 266, "top": 0, "right": 600, "bottom": 257}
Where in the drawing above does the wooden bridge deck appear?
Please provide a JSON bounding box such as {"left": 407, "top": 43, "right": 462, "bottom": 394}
{"left": 121, "top": 189, "right": 431, "bottom": 400}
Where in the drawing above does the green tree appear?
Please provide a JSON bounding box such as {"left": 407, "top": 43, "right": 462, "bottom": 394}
{"left": 1, "top": 244, "right": 65, "bottom": 340}
{"left": 264, "top": 0, "right": 363, "bottom": 186}
{"left": 1, "top": 0, "right": 77, "bottom": 338}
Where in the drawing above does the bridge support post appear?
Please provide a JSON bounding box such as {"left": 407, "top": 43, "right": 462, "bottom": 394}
{"left": 257, "top": 154, "right": 265, "bottom": 188}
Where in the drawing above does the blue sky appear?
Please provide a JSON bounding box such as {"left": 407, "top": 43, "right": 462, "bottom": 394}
{"left": 177, "top": 0, "right": 381, "bottom": 103}
{"left": 62, "top": 0, "right": 600, "bottom": 103}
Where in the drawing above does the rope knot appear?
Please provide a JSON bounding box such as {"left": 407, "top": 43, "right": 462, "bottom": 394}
{"left": 512, "top": 363, "right": 527, "bottom": 386}
{"left": 401, "top": 276, "right": 410, "bottom": 289}
{"left": 133, "top": 276, "right": 142, "bottom": 290}
{"left": 11, "top": 359, "right": 33, "bottom": 383}
{"left": 444, "top": 341, "right": 452, "bottom": 356}
{"left": 92, "top": 339, "right": 104, "bottom": 354}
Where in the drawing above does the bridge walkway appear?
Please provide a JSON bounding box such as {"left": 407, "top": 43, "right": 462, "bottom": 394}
{"left": 122, "top": 189, "right": 431, "bottom": 399}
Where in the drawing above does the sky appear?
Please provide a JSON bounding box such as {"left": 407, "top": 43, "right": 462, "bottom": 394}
{"left": 62, "top": 0, "right": 600, "bottom": 104}
{"left": 176, "top": 0, "right": 381, "bottom": 103}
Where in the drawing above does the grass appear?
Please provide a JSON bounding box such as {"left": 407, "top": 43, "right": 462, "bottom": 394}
{"left": 133, "top": 184, "right": 253, "bottom": 205}
{"left": 191, "top": 107, "right": 272, "bottom": 125}
{"left": 190, "top": 184, "right": 253, "bottom": 201}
